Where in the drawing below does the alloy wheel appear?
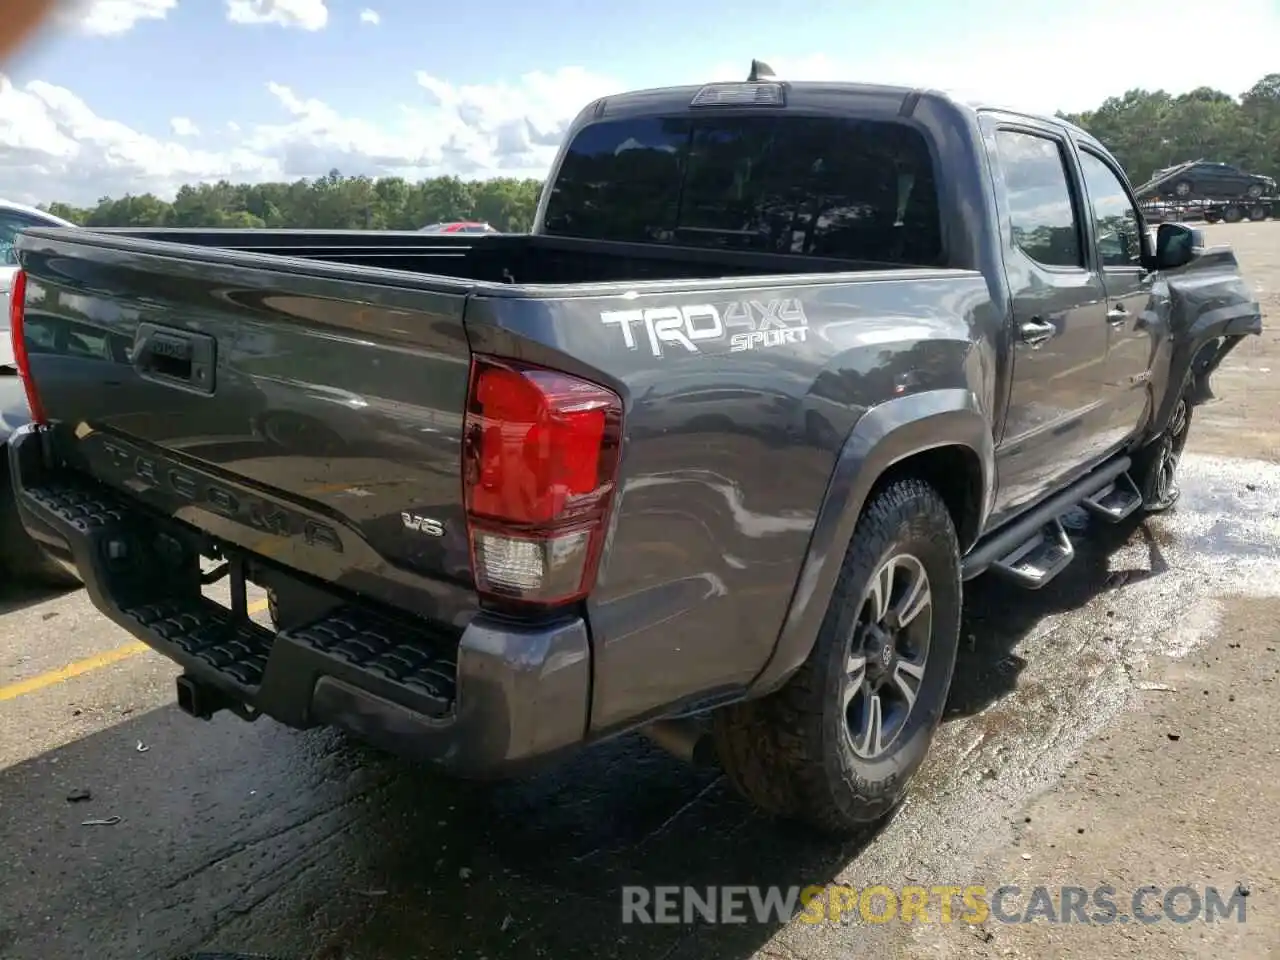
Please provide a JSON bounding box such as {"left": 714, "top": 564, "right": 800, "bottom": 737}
{"left": 842, "top": 553, "right": 933, "bottom": 759}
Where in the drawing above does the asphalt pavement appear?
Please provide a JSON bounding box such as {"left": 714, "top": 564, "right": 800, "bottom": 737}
{"left": 1, "top": 452, "right": 1278, "bottom": 960}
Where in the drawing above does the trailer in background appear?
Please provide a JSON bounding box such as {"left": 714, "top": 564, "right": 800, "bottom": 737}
{"left": 1142, "top": 197, "right": 1274, "bottom": 224}
{"left": 1133, "top": 159, "right": 1275, "bottom": 224}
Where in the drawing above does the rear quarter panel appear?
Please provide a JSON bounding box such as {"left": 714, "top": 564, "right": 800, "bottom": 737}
{"left": 466, "top": 270, "right": 1001, "bottom": 733}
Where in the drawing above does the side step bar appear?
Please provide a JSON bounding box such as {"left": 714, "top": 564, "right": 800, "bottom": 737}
{"left": 1080, "top": 472, "right": 1144, "bottom": 524}
{"left": 990, "top": 519, "right": 1074, "bottom": 589}
{"left": 962, "top": 456, "right": 1133, "bottom": 588}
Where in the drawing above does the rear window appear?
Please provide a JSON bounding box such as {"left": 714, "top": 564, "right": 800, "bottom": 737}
{"left": 541, "top": 114, "right": 943, "bottom": 264}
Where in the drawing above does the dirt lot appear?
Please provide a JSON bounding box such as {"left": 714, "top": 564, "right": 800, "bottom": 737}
{"left": 0, "top": 220, "right": 1277, "bottom": 960}
{"left": 878, "top": 219, "right": 1280, "bottom": 960}
{"left": 1178, "top": 221, "right": 1280, "bottom": 461}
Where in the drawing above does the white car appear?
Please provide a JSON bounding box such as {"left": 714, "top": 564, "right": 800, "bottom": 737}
{"left": 1, "top": 199, "right": 77, "bottom": 368}
{"left": 1, "top": 199, "right": 82, "bottom": 588}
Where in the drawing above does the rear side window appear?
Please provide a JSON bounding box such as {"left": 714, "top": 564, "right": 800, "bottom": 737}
{"left": 995, "top": 130, "right": 1083, "bottom": 269}
{"left": 542, "top": 114, "right": 943, "bottom": 265}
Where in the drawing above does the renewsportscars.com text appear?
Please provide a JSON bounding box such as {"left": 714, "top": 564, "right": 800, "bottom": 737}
{"left": 620, "top": 884, "right": 1248, "bottom": 926}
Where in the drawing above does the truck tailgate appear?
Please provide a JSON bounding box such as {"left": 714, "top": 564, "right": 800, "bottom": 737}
{"left": 18, "top": 232, "right": 477, "bottom": 623}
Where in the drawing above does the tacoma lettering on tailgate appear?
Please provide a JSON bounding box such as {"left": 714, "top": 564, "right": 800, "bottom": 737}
{"left": 95, "top": 438, "right": 344, "bottom": 553}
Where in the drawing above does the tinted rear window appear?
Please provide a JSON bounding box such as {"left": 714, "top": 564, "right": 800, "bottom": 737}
{"left": 541, "top": 114, "right": 942, "bottom": 264}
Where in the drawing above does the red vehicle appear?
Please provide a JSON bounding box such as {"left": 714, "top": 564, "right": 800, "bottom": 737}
{"left": 418, "top": 221, "right": 498, "bottom": 234}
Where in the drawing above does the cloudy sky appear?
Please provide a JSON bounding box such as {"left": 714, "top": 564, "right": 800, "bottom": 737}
{"left": 1, "top": 0, "right": 1278, "bottom": 207}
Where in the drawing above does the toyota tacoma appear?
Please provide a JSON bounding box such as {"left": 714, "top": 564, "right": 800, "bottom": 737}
{"left": 6, "top": 68, "right": 1262, "bottom": 834}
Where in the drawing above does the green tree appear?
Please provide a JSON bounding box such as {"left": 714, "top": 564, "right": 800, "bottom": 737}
{"left": 37, "top": 171, "right": 543, "bottom": 232}
{"left": 1061, "top": 74, "right": 1280, "bottom": 186}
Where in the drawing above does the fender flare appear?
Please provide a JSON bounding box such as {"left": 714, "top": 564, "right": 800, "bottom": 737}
{"left": 1148, "top": 309, "right": 1260, "bottom": 441}
{"left": 746, "top": 388, "right": 995, "bottom": 697}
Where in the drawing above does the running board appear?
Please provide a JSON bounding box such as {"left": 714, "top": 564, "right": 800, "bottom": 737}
{"left": 989, "top": 519, "right": 1075, "bottom": 589}
{"left": 1080, "top": 472, "right": 1143, "bottom": 523}
{"left": 962, "top": 455, "right": 1131, "bottom": 583}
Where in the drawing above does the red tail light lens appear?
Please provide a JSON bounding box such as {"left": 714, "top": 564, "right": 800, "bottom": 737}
{"left": 462, "top": 355, "right": 623, "bottom": 607}
{"left": 8, "top": 269, "right": 45, "bottom": 425}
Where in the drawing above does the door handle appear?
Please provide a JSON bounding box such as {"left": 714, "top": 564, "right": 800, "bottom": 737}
{"left": 1019, "top": 318, "right": 1056, "bottom": 345}
{"left": 1106, "top": 306, "right": 1129, "bottom": 324}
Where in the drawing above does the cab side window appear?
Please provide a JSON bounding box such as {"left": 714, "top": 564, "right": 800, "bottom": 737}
{"left": 995, "top": 129, "right": 1084, "bottom": 269}
{"left": 1078, "top": 151, "right": 1142, "bottom": 268}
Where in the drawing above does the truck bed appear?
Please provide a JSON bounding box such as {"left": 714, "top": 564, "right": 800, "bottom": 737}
{"left": 12, "top": 224, "right": 988, "bottom": 743}
{"left": 83, "top": 227, "right": 889, "bottom": 285}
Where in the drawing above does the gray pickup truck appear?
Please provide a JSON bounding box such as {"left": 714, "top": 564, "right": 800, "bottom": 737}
{"left": 7, "top": 69, "right": 1261, "bottom": 834}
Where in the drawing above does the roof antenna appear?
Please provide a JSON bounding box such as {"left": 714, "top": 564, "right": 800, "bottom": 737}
{"left": 747, "top": 59, "right": 775, "bottom": 82}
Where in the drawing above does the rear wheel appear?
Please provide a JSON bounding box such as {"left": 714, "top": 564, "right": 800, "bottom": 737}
{"left": 1248, "top": 204, "right": 1268, "bottom": 222}
{"left": 712, "top": 479, "right": 962, "bottom": 835}
{"left": 1223, "top": 205, "right": 1245, "bottom": 224}
{"left": 1173, "top": 180, "right": 1193, "bottom": 198}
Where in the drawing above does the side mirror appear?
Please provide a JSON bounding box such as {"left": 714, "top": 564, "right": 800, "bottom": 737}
{"left": 1153, "top": 222, "right": 1203, "bottom": 270}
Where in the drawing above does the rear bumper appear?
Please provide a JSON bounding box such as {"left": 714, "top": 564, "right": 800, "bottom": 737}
{"left": 7, "top": 424, "right": 591, "bottom": 777}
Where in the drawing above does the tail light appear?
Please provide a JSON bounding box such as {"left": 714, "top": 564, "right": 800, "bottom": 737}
{"left": 462, "top": 355, "right": 624, "bottom": 608}
{"left": 8, "top": 269, "right": 45, "bottom": 424}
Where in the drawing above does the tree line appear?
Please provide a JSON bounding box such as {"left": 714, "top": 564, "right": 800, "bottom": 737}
{"left": 1059, "top": 74, "right": 1280, "bottom": 188}
{"left": 40, "top": 73, "right": 1280, "bottom": 232}
{"left": 45, "top": 171, "right": 544, "bottom": 233}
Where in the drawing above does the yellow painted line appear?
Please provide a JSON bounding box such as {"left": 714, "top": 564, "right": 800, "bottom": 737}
{"left": 0, "top": 641, "right": 151, "bottom": 702}
{"left": 0, "top": 597, "right": 269, "bottom": 703}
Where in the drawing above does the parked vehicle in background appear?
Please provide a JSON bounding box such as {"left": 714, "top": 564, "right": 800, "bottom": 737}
{"left": 1134, "top": 160, "right": 1276, "bottom": 224}
{"left": 1, "top": 199, "right": 81, "bottom": 588}
{"left": 419, "top": 221, "right": 499, "bottom": 234}
{"left": 1137, "top": 160, "right": 1276, "bottom": 201}
{"left": 6, "top": 68, "right": 1262, "bottom": 834}
{"left": 2, "top": 199, "right": 76, "bottom": 368}
{"left": 1136, "top": 163, "right": 1274, "bottom": 227}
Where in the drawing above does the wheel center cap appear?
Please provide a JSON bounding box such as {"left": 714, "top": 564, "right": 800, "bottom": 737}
{"left": 863, "top": 625, "right": 896, "bottom": 680}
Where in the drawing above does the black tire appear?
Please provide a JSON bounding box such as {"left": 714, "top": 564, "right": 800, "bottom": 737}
{"left": 1246, "top": 183, "right": 1264, "bottom": 199}
{"left": 1133, "top": 391, "right": 1193, "bottom": 512}
{"left": 0, "top": 463, "right": 82, "bottom": 590}
{"left": 1248, "top": 205, "right": 1267, "bottom": 222}
{"left": 1223, "top": 205, "right": 1244, "bottom": 224}
{"left": 712, "top": 479, "right": 962, "bottom": 835}
{"left": 1173, "top": 180, "right": 1193, "bottom": 198}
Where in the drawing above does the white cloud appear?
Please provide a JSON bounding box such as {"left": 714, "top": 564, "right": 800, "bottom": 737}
{"left": 2, "top": 0, "right": 1279, "bottom": 208}
{"left": 224, "top": 0, "right": 328, "bottom": 31}
{"left": 169, "top": 116, "right": 199, "bottom": 137}
{"left": 65, "top": 0, "right": 177, "bottom": 36}
{"left": 0, "top": 73, "right": 277, "bottom": 205}
{"left": 0, "top": 64, "right": 617, "bottom": 206}
{"left": 359, "top": 8, "right": 379, "bottom": 25}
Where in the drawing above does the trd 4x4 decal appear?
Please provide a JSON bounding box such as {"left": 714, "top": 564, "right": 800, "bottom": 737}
{"left": 600, "top": 298, "right": 809, "bottom": 357}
